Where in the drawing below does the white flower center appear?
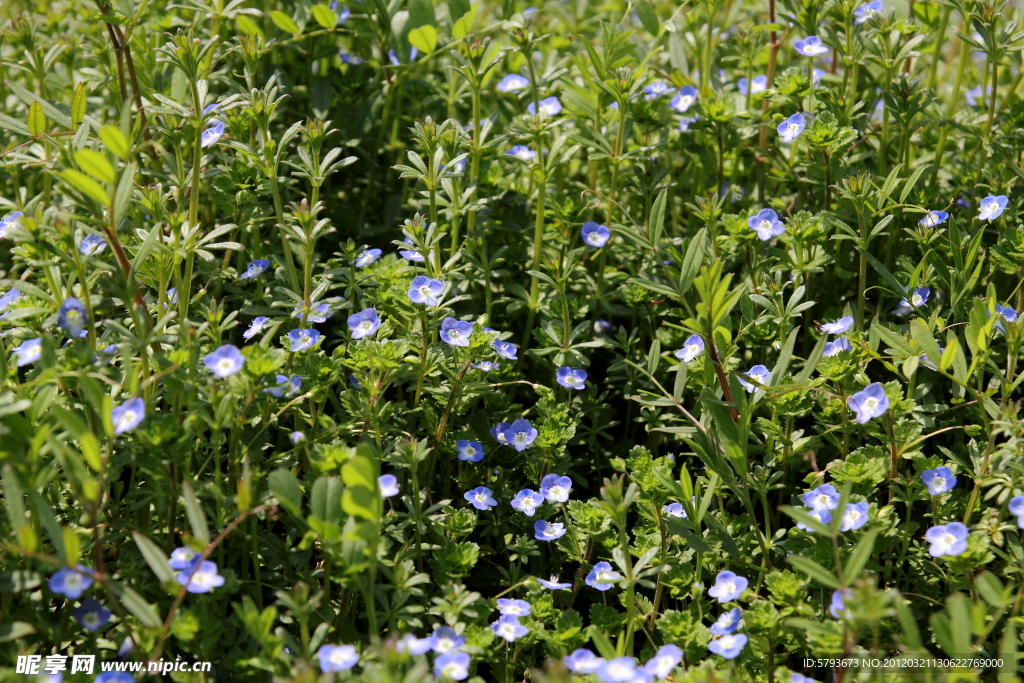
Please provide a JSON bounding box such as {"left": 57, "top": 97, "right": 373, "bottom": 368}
{"left": 597, "top": 571, "right": 616, "bottom": 582}
{"left": 941, "top": 533, "right": 956, "bottom": 547}
{"left": 862, "top": 397, "right": 878, "bottom": 411}
{"left": 933, "top": 477, "right": 945, "bottom": 489}
{"left": 217, "top": 358, "right": 235, "bottom": 373}
{"left": 912, "top": 294, "right": 924, "bottom": 305}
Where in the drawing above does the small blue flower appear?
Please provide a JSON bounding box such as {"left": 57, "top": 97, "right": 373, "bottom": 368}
{"left": 1009, "top": 496, "right": 1024, "bottom": 528}
{"left": 203, "top": 344, "right": 245, "bottom": 377}
{"left": 399, "top": 237, "right": 426, "bottom": 261}
{"left": 168, "top": 547, "right": 201, "bottom": 571}
{"left": 556, "top": 367, "right": 587, "bottom": 390}
{"left": 675, "top": 334, "right": 704, "bottom": 362}
{"left": 291, "top": 431, "right": 306, "bottom": 443}
{"left": 921, "top": 466, "right": 957, "bottom": 495}
{"left": 840, "top": 501, "right": 870, "bottom": 531}
{"left": 511, "top": 489, "right": 544, "bottom": 516}
{"left": 540, "top": 473, "right": 572, "bottom": 502}
{"left": 663, "top": 502, "right": 687, "bottom": 518}
{"left": 408, "top": 275, "right": 445, "bottom": 306}
{"left": 80, "top": 234, "right": 107, "bottom": 255}
{"left": 240, "top": 259, "right": 270, "bottom": 279}
{"left": 710, "top": 608, "right": 741, "bottom": 636}
{"left": 535, "top": 519, "right": 566, "bottom": 541}
{"left": 526, "top": 96, "right": 562, "bottom": 117}
{"left": 491, "top": 614, "right": 529, "bottom": 642}
{"left": 293, "top": 302, "right": 330, "bottom": 323}
{"left": 0, "top": 211, "right": 24, "bottom": 238}
{"left": 503, "top": 419, "right": 538, "bottom": 452}
{"left": 820, "top": 316, "right": 853, "bottom": 334}
{"left": 581, "top": 220, "right": 611, "bottom": 247}
{"left": 73, "top": 598, "right": 111, "bottom": 632}
{"left": 803, "top": 484, "right": 840, "bottom": 511}
{"left": 678, "top": 115, "right": 700, "bottom": 131}
{"left": 848, "top": 383, "right": 889, "bottom": 423}
{"left": 472, "top": 360, "right": 499, "bottom": 372}
{"left": 506, "top": 145, "right": 536, "bottom": 161}
{"left": 201, "top": 120, "right": 225, "bottom": 147}
{"left": 457, "top": 439, "right": 484, "bottom": 462}
{"left": 708, "top": 633, "right": 748, "bottom": 659}
{"left": 925, "top": 522, "right": 969, "bottom": 557}
{"left": 0, "top": 288, "right": 21, "bottom": 312}
{"left": 794, "top": 35, "right": 828, "bottom": 56}
{"left": 349, "top": 374, "right": 363, "bottom": 389}
{"left": 993, "top": 304, "right": 1018, "bottom": 334}
{"left": 440, "top": 317, "right": 474, "bottom": 347}
{"left": 243, "top": 316, "right": 270, "bottom": 340}
{"left": 493, "top": 339, "right": 518, "bottom": 359}
{"left": 978, "top": 195, "right": 1008, "bottom": 221}
{"left": 340, "top": 52, "right": 364, "bottom": 65}
{"left": 670, "top": 85, "right": 697, "bottom": 112}
{"left": 738, "top": 75, "right": 768, "bottom": 95}
{"left": 175, "top": 560, "right": 225, "bottom": 593}
{"left": 166, "top": 288, "right": 178, "bottom": 305}
{"left": 854, "top": 0, "right": 883, "bottom": 23}
{"left": 379, "top": 474, "right": 399, "bottom": 497}
{"left": 830, "top": 588, "right": 851, "bottom": 618}
{"left": 464, "top": 486, "right": 497, "bottom": 511}
{"left": 263, "top": 375, "right": 302, "bottom": 398}
{"left": 111, "top": 397, "right": 145, "bottom": 434}
{"left": 919, "top": 210, "right": 949, "bottom": 227}
{"left": 893, "top": 286, "right": 930, "bottom": 314}
{"left": 13, "top": 338, "right": 42, "bottom": 366}
{"left": 429, "top": 625, "right": 465, "bottom": 653}
{"left": 778, "top": 113, "right": 806, "bottom": 143}
{"left": 643, "top": 644, "right": 683, "bottom": 678}
{"left": 748, "top": 208, "right": 785, "bottom": 241}
{"left": 329, "top": 1, "right": 351, "bottom": 24}
{"left": 397, "top": 633, "right": 433, "bottom": 655}
{"left": 434, "top": 652, "right": 470, "bottom": 680}
{"left": 497, "top": 74, "right": 530, "bottom": 92}
{"left": 58, "top": 298, "right": 88, "bottom": 338}
{"left": 797, "top": 508, "right": 832, "bottom": 531}
{"left": 48, "top": 565, "right": 93, "bottom": 598}
{"left": 490, "top": 422, "right": 511, "bottom": 445}
{"left": 355, "top": 248, "right": 382, "bottom": 267}
{"left": 643, "top": 81, "right": 676, "bottom": 99}
{"left": 348, "top": 308, "right": 381, "bottom": 340}
{"left": 288, "top": 328, "right": 321, "bottom": 352}
{"left": 585, "top": 561, "right": 622, "bottom": 591}
{"left": 118, "top": 636, "right": 135, "bottom": 658}
{"left": 738, "top": 365, "right": 770, "bottom": 393}
{"left": 823, "top": 337, "right": 851, "bottom": 357}
{"left": 497, "top": 598, "right": 531, "bottom": 616}
{"left": 708, "top": 571, "right": 748, "bottom": 603}
{"left": 537, "top": 575, "right": 572, "bottom": 590}
{"left": 596, "top": 657, "right": 639, "bottom": 682}
{"left": 564, "top": 649, "right": 604, "bottom": 674}
{"left": 317, "top": 644, "right": 360, "bottom": 672}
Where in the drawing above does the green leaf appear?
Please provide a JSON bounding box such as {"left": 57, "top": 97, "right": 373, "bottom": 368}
{"left": 75, "top": 149, "right": 115, "bottom": 184}
{"left": 269, "top": 469, "right": 303, "bottom": 515}
{"left": 71, "top": 82, "right": 87, "bottom": 127}
{"left": 634, "top": 0, "right": 660, "bottom": 35}
{"left": 2, "top": 464, "right": 26, "bottom": 530}
{"left": 781, "top": 505, "right": 831, "bottom": 537}
{"left": 408, "top": 0, "right": 437, "bottom": 28}
{"left": 0, "top": 113, "right": 30, "bottom": 136}
{"left": 99, "top": 125, "right": 130, "bottom": 159}
{"left": 342, "top": 486, "right": 379, "bottom": 521}
{"left": 856, "top": 247, "right": 904, "bottom": 298}
{"left": 910, "top": 319, "right": 943, "bottom": 369}
{"left": 0, "top": 622, "right": 34, "bottom": 643}
{"left": 894, "top": 593, "right": 923, "bottom": 649}
{"left": 843, "top": 528, "right": 878, "bottom": 578}
{"left": 794, "top": 331, "right": 828, "bottom": 384}
{"left": 60, "top": 169, "right": 110, "bottom": 205}
{"left": 447, "top": 0, "right": 471, "bottom": 24}
{"left": 408, "top": 25, "right": 438, "bottom": 54}
{"left": 787, "top": 555, "right": 840, "bottom": 589}
{"left": 181, "top": 481, "right": 210, "bottom": 546}
{"left": 647, "top": 189, "right": 667, "bottom": 245}
{"left": 118, "top": 585, "right": 163, "bottom": 628}
{"left": 27, "top": 101, "right": 46, "bottom": 136}
{"left": 310, "top": 476, "right": 343, "bottom": 525}
{"left": 236, "top": 14, "right": 263, "bottom": 35}
{"left": 311, "top": 3, "right": 337, "bottom": 28}
{"left": 452, "top": 8, "right": 476, "bottom": 38}
{"left": 270, "top": 10, "right": 302, "bottom": 34}
{"left": 133, "top": 531, "right": 177, "bottom": 583}
{"left": 28, "top": 490, "right": 67, "bottom": 562}
{"left": 663, "top": 517, "right": 712, "bottom": 552}
{"left": 113, "top": 161, "right": 136, "bottom": 227}
{"left": 341, "top": 453, "right": 377, "bottom": 490}
{"left": 770, "top": 326, "right": 800, "bottom": 387}
{"left": 79, "top": 432, "right": 101, "bottom": 472}
{"left": 588, "top": 625, "right": 617, "bottom": 660}
{"left": 6, "top": 81, "right": 72, "bottom": 128}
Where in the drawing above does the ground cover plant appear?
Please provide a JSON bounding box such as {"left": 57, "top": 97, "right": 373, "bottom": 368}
{"left": 1, "top": 0, "right": 1024, "bottom": 680}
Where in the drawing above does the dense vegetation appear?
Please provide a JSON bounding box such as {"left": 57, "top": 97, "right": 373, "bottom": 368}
{"left": 1, "top": 0, "right": 1024, "bottom": 681}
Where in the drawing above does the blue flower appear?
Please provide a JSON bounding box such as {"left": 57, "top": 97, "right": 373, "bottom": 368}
{"left": 497, "top": 598, "right": 531, "bottom": 616}
{"left": 919, "top": 210, "right": 949, "bottom": 227}
{"left": 399, "top": 237, "right": 426, "bottom": 262}
{"left": 396, "top": 633, "right": 433, "bottom": 654}
{"left": 794, "top": 35, "right": 828, "bottom": 56}
{"left": 472, "top": 360, "right": 499, "bottom": 372}
{"left": 777, "top": 113, "right": 806, "bottom": 143}
{"left": 925, "top": 522, "right": 969, "bottom": 557}
{"left": 797, "top": 508, "right": 832, "bottom": 531}
{"left": 118, "top": 636, "right": 134, "bottom": 658}
{"left": 491, "top": 615, "right": 529, "bottom": 642}
{"left": 748, "top": 208, "right": 785, "bottom": 241}
{"left": 710, "top": 607, "right": 741, "bottom": 635}
{"left": 168, "top": 547, "right": 201, "bottom": 571}
{"left": 526, "top": 96, "right": 562, "bottom": 117}
{"left": 663, "top": 502, "right": 687, "bottom": 518}
{"left": 596, "top": 657, "right": 639, "bottom": 682}
{"left": 585, "top": 561, "right": 622, "bottom": 591}
{"left": 96, "top": 672, "right": 134, "bottom": 683}
{"left": 669, "top": 85, "right": 697, "bottom": 112}
{"left": 80, "top": 234, "right": 107, "bottom": 255}
{"left": 564, "top": 649, "right": 604, "bottom": 674}
{"left": 556, "top": 366, "right": 587, "bottom": 390}
{"left": 73, "top": 598, "right": 111, "bottom": 632}
{"left": 506, "top": 145, "right": 536, "bottom": 161}
{"left": 201, "top": 120, "right": 225, "bottom": 147}
{"left": 166, "top": 288, "right": 178, "bottom": 305}
{"left": 348, "top": 308, "right": 381, "bottom": 340}
{"left": 678, "top": 115, "right": 700, "bottom": 131}
{"left": 203, "top": 344, "right": 245, "bottom": 377}
{"left": 848, "top": 383, "right": 889, "bottom": 423}
{"left": 379, "top": 474, "right": 399, "bottom": 497}
{"left": 240, "top": 259, "right": 270, "bottom": 279}
{"left": 497, "top": 74, "right": 530, "bottom": 92}
{"left": 464, "top": 486, "right": 497, "bottom": 511}
{"left": 317, "top": 644, "right": 359, "bottom": 672}
{"left": 708, "top": 570, "right": 748, "bottom": 603}
{"left": 978, "top": 195, "right": 1008, "bottom": 221}
{"left": 921, "top": 466, "right": 957, "bottom": 495}
{"left": 511, "top": 489, "right": 544, "bottom": 516}
{"left": 408, "top": 275, "right": 445, "bottom": 306}
{"left": 175, "top": 560, "right": 225, "bottom": 593}
{"left": 829, "top": 589, "right": 851, "bottom": 618}
{"left": 854, "top": 0, "right": 883, "bottom": 22}
{"left": 535, "top": 519, "right": 566, "bottom": 541}
{"left": 493, "top": 340, "right": 518, "bottom": 359}
{"left": 329, "top": 1, "right": 351, "bottom": 24}
{"left": 503, "top": 418, "right": 537, "bottom": 451}
{"left": 293, "top": 302, "right": 330, "bottom": 323}
{"left": 48, "top": 565, "right": 93, "bottom": 598}
{"left": 0, "top": 211, "right": 24, "bottom": 238}
{"left": 434, "top": 652, "right": 470, "bottom": 680}
{"left": 441, "top": 317, "right": 474, "bottom": 347}
{"left": 893, "top": 286, "right": 930, "bottom": 314}
{"left": 349, "top": 374, "right": 363, "bottom": 389}
{"left": 738, "top": 365, "right": 770, "bottom": 393}
{"left": 0, "top": 287, "right": 21, "bottom": 313}
{"left": 540, "top": 473, "right": 572, "bottom": 502}
{"left": 675, "top": 334, "right": 704, "bottom": 362}
{"left": 288, "top": 328, "right": 321, "bottom": 352}
{"left": 823, "top": 338, "right": 851, "bottom": 357}
{"left": 490, "top": 422, "right": 511, "bottom": 445}
{"left": 111, "top": 397, "right": 145, "bottom": 434}
{"left": 340, "top": 51, "right": 364, "bottom": 65}
{"left": 537, "top": 575, "right": 572, "bottom": 590}
{"left": 58, "top": 298, "right": 87, "bottom": 338}
{"left": 840, "top": 501, "right": 870, "bottom": 531}
{"left": 13, "top": 338, "right": 42, "bottom": 366}
{"left": 456, "top": 439, "right": 484, "bottom": 462}
{"left": 243, "top": 316, "right": 270, "bottom": 340}
{"left": 263, "top": 375, "right": 302, "bottom": 398}
{"left": 355, "top": 248, "right": 382, "bottom": 267}
{"left": 994, "top": 304, "right": 1018, "bottom": 334}
{"left": 429, "top": 625, "right": 465, "bottom": 653}
{"left": 708, "top": 633, "right": 748, "bottom": 659}
{"left": 792, "top": 674, "right": 818, "bottom": 683}
{"left": 1009, "top": 496, "right": 1024, "bottom": 528}
{"left": 820, "top": 316, "right": 853, "bottom": 334}
{"left": 738, "top": 75, "right": 768, "bottom": 95}
{"left": 581, "top": 220, "right": 611, "bottom": 247}
{"left": 642, "top": 644, "right": 683, "bottom": 678}
{"left": 803, "top": 484, "right": 840, "bottom": 510}
{"left": 291, "top": 431, "right": 306, "bottom": 443}
{"left": 643, "top": 81, "right": 676, "bottom": 99}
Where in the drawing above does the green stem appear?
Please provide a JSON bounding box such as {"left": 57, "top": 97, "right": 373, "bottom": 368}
{"left": 269, "top": 174, "right": 301, "bottom": 293}
{"left": 522, "top": 164, "right": 547, "bottom": 349}
{"left": 935, "top": 34, "right": 971, "bottom": 168}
